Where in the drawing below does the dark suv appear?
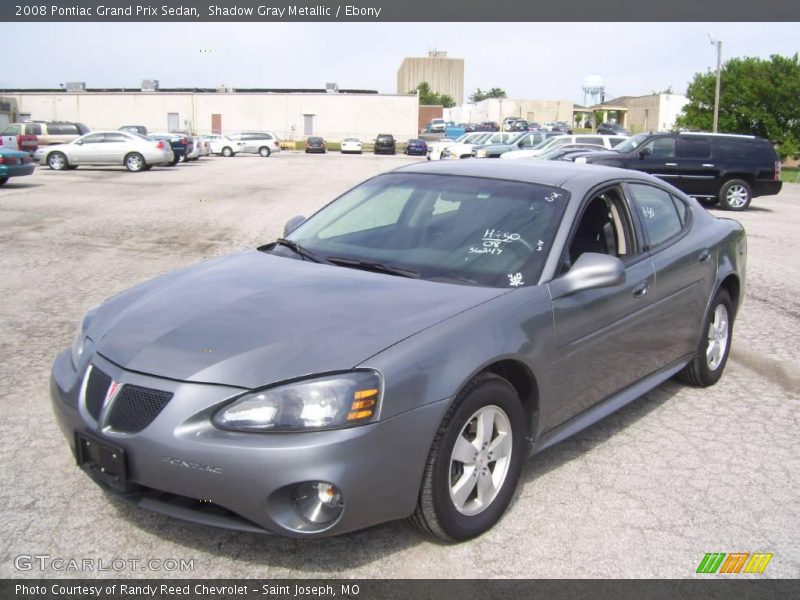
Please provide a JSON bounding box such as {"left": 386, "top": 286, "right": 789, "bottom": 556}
{"left": 575, "top": 132, "right": 782, "bottom": 210}
{"left": 374, "top": 134, "right": 396, "bottom": 155}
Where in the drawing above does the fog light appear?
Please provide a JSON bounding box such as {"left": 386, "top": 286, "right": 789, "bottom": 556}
{"left": 291, "top": 481, "right": 343, "bottom": 525}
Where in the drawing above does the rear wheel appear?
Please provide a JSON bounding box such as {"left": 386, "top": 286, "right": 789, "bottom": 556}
{"left": 412, "top": 373, "right": 526, "bottom": 541}
{"left": 677, "top": 289, "right": 733, "bottom": 387}
{"left": 47, "top": 152, "right": 68, "bottom": 171}
{"left": 259, "top": 146, "right": 271, "bottom": 157}
{"left": 125, "top": 152, "right": 146, "bottom": 172}
{"left": 719, "top": 179, "right": 752, "bottom": 211}
{"left": 222, "top": 146, "right": 234, "bottom": 157}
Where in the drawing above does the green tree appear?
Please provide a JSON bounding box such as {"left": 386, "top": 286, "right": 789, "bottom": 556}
{"left": 411, "top": 82, "right": 457, "bottom": 108}
{"left": 676, "top": 54, "right": 800, "bottom": 159}
{"left": 469, "top": 87, "right": 508, "bottom": 102}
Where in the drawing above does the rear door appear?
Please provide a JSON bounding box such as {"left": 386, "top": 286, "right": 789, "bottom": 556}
{"left": 98, "top": 132, "right": 131, "bottom": 164}
{"left": 674, "top": 136, "right": 716, "bottom": 197}
{"left": 1, "top": 124, "right": 21, "bottom": 149}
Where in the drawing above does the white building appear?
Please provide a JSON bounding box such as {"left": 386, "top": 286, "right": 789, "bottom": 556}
{"left": 1, "top": 88, "right": 419, "bottom": 142}
{"left": 448, "top": 97, "right": 575, "bottom": 125}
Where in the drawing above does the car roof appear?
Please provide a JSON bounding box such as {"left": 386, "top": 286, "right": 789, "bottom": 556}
{"left": 392, "top": 157, "right": 654, "bottom": 190}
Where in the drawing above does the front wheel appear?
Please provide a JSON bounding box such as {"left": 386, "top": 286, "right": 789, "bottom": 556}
{"left": 719, "top": 179, "right": 752, "bottom": 211}
{"left": 259, "top": 146, "right": 271, "bottom": 157}
{"left": 412, "top": 373, "right": 526, "bottom": 541}
{"left": 221, "top": 147, "right": 234, "bottom": 157}
{"left": 48, "top": 152, "right": 68, "bottom": 171}
{"left": 677, "top": 289, "right": 734, "bottom": 387}
{"left": 125, "top": 152, "right": 146, "bottom": 172}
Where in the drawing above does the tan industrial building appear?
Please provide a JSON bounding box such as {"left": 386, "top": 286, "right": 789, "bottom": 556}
{"left": 397, "top": 51, "right": 465, "bottom": 105}
{"left": 1, "top": 87, "right": 419, "bottom": 142}
{"left": 575, "top": 93, "right": 689, "bottom": 133}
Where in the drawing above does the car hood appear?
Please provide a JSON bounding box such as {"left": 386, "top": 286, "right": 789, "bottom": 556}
{"left": 89, "top": 250, "right": 507, "bottom": 389}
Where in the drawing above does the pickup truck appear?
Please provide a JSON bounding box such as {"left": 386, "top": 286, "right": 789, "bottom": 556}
{"left": 1, "top": 124, "right": 39, "bottom": 155}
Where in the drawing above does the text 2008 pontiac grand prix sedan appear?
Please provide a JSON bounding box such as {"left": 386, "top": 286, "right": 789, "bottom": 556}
{"left": 51, "top": 160, "right": 745, "bottom": 541}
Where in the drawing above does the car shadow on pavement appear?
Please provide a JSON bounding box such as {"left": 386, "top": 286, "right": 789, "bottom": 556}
{"left": 104, "top": 379, "right": 683, "bottom": 571}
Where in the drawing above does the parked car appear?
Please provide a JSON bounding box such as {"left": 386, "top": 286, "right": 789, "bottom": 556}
{"left": 509, "top": 119, "right": 530, "bottom": 132}
{"left": 574, "top": 132, "right": 782, "bottom": 210}
{"left": 537, "top": 144, "right": 621, "bottom": 161}
{"left": 596, "top": 122, "right": 629, "bottom": 135}
{"left": 440, "top": 133, "right": 494, "bottom": 160}
{"left": 0, "top": 125, "right": 39, "bottom": 155}
{"left": 478, "top": 121, "right": 499, "bottom": 132}
{"left": 474, "top": 131, "right": 563, "bottom": 158}
{"left": 148, "top": 133, "right": 189, "bottom": 165}
{"left": 201, "top": 134, "right": 243, "bottom": 157}
{"left": 428, "top": 118, "right": 446, "bottom": 133}
{"left": 35, "top": 131, "right": 174, "bottom": 172}
{"left": 374, "top": 134, "right": 396, "bottom": 155}
{"left": 551, "top": 121, "right": 573, "bottom": 134}
{"left": 185, "top": 137, "right": 210, "bottom": 161}
{"left": 340, "top": 137, "right": 362, "bottom": 154}
{"left": 405, "top": 139, "right": 428, "bottom": 156}
{"left": 501, "top": 134, "right": 628, "bottom": 160}
{"left": 8, "top": 120, "right": 89, "bottom": 145}
{"left": 228, "top": 131, "right": 281, "bottom": 157}
{"left": 427, "top": 132, "right": 489, "bottom": 161}
{"left": 0, "top": 146, "right": 35, "bottom": 185}
{"left": 305, "top": 136, "right": 326, "bottom": 154}
{"left": 52, "top": 160, "right": 745, "bottom": 541}
{"left": 119, "top": 126, "right": 148, "bottom": 136}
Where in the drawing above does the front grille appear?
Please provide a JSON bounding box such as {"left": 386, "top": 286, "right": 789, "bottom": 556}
{"left": 85, "top": 367, "right": 112, "bottom": 420}
{"left": 107, "top": 385, "right": 173, "bottom": 433}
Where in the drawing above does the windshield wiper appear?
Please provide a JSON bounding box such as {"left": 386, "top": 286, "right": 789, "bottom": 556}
{"left": 272, "top": 238, "right": 325, "bottom": 263}
{"left": 326, "top": 256, "right": 420, "bottom": 279}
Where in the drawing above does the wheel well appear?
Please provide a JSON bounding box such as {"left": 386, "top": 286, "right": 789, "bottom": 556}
{"left": 722, "top": 173, "right": 753, "bottom": 186}
{"left": 719, "top": 274, "right": 741, "bottom": 315}
{"left": 482, "top": 360, "right": 539, "bottom": 442}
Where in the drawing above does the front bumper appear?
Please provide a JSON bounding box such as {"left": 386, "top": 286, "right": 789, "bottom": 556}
{"left": 50, "top": 350, "right": 448, "bottom": 537}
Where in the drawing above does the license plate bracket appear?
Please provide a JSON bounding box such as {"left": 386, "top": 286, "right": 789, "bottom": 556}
{"left": 75, "top": 432, "right": 129, "bottom": 492}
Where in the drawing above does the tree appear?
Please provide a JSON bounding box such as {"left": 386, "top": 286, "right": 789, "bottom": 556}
{"left": 469, "top": 87, "right": 508, "bottom": 102}
{"left": 676, "top": 53, "right": 800, "bottom": 159}
{"left": 410, "top": 82, "right": 457, "bottom": 108}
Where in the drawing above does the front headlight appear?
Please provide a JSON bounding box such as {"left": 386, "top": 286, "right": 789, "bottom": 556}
{"left": 213, "top": 371, "right": 382, "bottom": 432}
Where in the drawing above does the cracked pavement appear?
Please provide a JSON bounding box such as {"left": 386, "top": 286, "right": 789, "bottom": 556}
{"left": 0, "top": 154, "right": 797, "bottom": 578}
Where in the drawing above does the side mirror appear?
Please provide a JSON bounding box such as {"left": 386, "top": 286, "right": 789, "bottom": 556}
{"left": 75, "top": 140, "right": 83, "bottom": 145}
{"left": 283, "top": 215, "right": 306, "bottom": 236}
{"left": 549, "top": 253, "right": 625, "bottom": 299}
{"left": 638, "top": 147, "right": 651, "bottom": 158}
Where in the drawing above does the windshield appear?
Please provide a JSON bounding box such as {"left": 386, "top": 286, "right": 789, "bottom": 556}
{"left": 280, "top": 173, "right": 568, "bottom": 288}
{"left": 611, "top": 133, "right": 648, "bottom": 153}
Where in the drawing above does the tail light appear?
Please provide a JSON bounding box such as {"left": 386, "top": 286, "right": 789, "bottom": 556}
{"left": 0, "top": 156, "right": 12, "bottom": 164}
{"left": 181, "top": 137, "right": 187, "bottom": 145}
{"left": 156, "top": 141, "right": 166, "bottom": 150}
{"left": 775, "top": 161, "right": 781, "bottom": 180}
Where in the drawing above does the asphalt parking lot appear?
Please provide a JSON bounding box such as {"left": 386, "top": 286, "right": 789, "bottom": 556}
{"left": 1, "top": 153, "right": 798, "bottom": 579}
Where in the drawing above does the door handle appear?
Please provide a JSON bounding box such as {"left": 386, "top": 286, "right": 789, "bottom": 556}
{"left": 702, "top": 163, "right": 715, "bottom": 167}
{"left": 698, "top": 249, "right": 711, "bottom": 263}
{"left": 633, "top": 281, "right": 649, "bottom": 298}
{"left": 665, "top": 162, "right": 678, "bottom": 166}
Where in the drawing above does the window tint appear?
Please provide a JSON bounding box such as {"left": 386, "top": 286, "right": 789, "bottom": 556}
{"left": 567, "top": 188, "right": 633, "bottom": 267}
{"left": 628, "top": 184, "right": 684, "bottom": 248}
{"left": 25, "top": 124, "right": 42, "bottom": 135}
{"left": 676, "top": 137, "right": 711, "bottom": 159}
{"left": 80, "top": 133, "right": 105, "bottom": 144}
{"left": 575, "top": 137, "right": 600, "bottom": 145}
{"left": 671, "top": 195, "right": 689, "bottom": 226}
{"left": 642, "top": 137, "right": 675, "bottom": 159}
{"left": 48, "top": 124, "right": 79, "bottom": 135}
{"left": 3, "top": 125, "right": 21, "bottom": 135}
{"left": 102, "top": 133, "right": 129, "bottom": 143}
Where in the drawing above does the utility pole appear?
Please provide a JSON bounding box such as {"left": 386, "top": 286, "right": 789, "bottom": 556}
{"left": 709, "top": 34, "right": 722, "bottom": 133}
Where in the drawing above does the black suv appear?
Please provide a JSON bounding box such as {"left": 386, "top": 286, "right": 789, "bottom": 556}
{"left": 374, "top": 134, "right": 396, "bottom": 155}
{"left": 575, "top": 132, "right": 782, "bottom": 210}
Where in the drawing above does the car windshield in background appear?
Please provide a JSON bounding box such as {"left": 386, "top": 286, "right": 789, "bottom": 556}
{"left": 612, "top": 133, "right": 649, "bottom": 153}
{"left": 279, "top": 173, "right": 569, "bottom": 288}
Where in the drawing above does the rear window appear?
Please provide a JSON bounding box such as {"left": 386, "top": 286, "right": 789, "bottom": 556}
{"left": 25, "top": 124, "right": 42, "bottom": 135}
{"left": 676, "top": 137, "right": 712, "bottom": 159}
{"left": 47, "top": 123, "right": 80, "bottom": 136}
{"left": 714, "top": 137, "right": 775, "bottom": 162}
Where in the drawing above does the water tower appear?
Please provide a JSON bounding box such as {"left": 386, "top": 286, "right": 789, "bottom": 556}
{"left": 582, "top": 75, "right": 605, "bottom": 106}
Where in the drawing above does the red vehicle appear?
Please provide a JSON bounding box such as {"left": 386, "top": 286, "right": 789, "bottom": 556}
{"left": 0, "top": 124, "right": 39, "bottom": 155}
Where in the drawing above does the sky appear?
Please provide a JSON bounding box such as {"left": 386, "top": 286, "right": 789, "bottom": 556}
{"left": 2, "top": 22, "right": 798, "bottom": 103}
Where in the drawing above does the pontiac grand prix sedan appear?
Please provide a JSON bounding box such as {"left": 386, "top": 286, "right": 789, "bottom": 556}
{"left": 51, "top": 161, "right": 745, "bottom": 541}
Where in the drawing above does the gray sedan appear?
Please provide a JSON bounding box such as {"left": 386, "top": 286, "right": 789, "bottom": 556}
{"left": 51, "top": 161, "right": 745, "bottom": 540}
{"left": 35, "top": 131, "right": 174, "bottom": 172}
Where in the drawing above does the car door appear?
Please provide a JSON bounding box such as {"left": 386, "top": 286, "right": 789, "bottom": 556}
{"left": 626, "top": 182, "right": 713, "bottom": 363}
{"left": 97, "top": 132, "right": 130, "bottom": 164}
{"left": 547, "top": 185, "right": 659, "bottom": 428}
{"left": 2, "top": 124, "right": 21, "bottom": 149}
{"left": 673, "top": 136, "right": 716, "bottom": 197}
{"left": 68, "top": 133, "right": 105, "bottom": 164}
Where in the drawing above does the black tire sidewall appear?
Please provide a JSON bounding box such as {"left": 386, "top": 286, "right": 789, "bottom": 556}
{"left": 719, "top": 179, "right": 752, "bottom": 211}
{"left": 49, "top": 152, "right": 67, "bottom": 170}
{"left": 125, "top": 153, "right": 144, "bottom": 172}
{"left": 430, "top": 379, "right": 526, "bottom": 540}
{"left": 695, "top": 289, "right": 734, "bottom": 386}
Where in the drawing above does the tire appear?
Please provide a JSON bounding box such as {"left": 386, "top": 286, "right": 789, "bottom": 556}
{"left": 677, "top": 289, "right": 734, "bottom": 387}
{"left": 221, "top": 147, "right": 234, "bottom": 157}
{"left": 67, "top": 165, "right": 79, "bottom": 170}
{"left": 143, "top": 165, "right": 153, "bottom": 171}
{"left": 47, "top": 152, "right": 68, "bottom": 171}
{"left": 719, "top": 179, "right": 752, "bottom": 211}
{"left": 411, "top": 373, "right": 526, "bottom": 541}
{"left": 0, "top": 177, "right": 8, "bottom": 186}
{"left": 259, "top": 146, "right": 271, "bottom": 157}
{"left": 124, "top": 153, "right": 146, "bottom": 172}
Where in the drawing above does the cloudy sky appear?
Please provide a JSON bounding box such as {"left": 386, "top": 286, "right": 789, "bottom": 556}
{"left": 2, "top": 22, "right": 798, "bottom": 103}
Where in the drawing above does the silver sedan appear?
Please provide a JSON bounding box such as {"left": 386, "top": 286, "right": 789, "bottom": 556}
{"left": 35, "top": 131, "right": 174, "bottom": 172}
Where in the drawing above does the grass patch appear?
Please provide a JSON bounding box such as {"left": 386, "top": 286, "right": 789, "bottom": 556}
{"left": 780, "top": 167, "right": 800, "bottom": 183}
